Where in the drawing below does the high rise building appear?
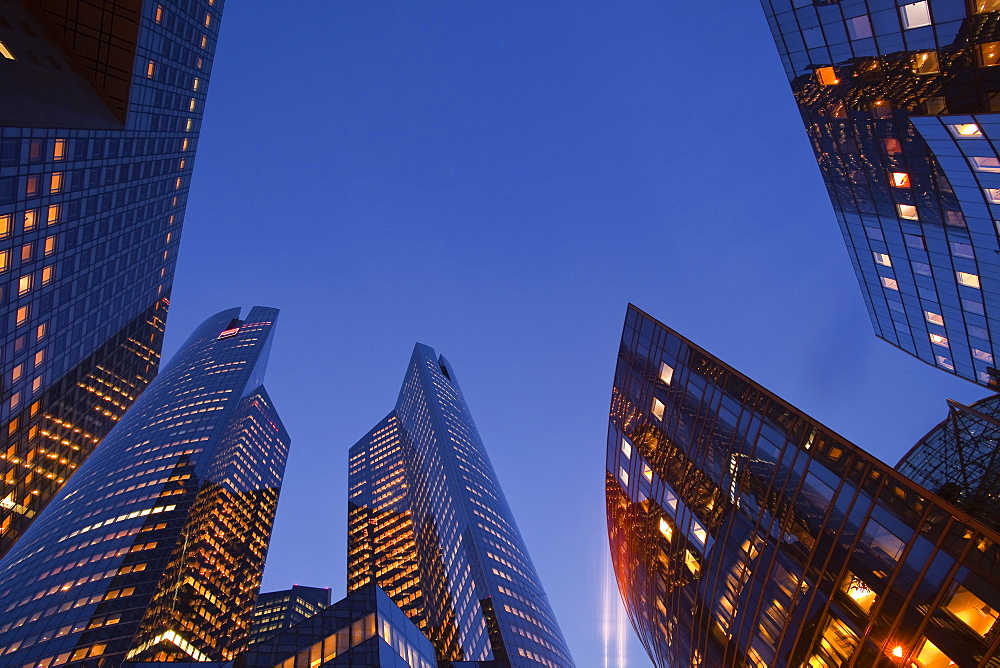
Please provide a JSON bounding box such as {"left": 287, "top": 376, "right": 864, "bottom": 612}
{"left": 607, "top": 305, "right": 1000, "bottom": 667}
{"left": 0, "top": 307, "right": 289, "bottom": 667}
{"left": 347, "top": 344, "right": 574, "bottom": 668}
{"left": 250, "top": 585, "right": 332, "bottom": 646}
{"left": 0, "top": 0, "right": 227, "bottom": 555}
{"left": 762, "top": 1, "right": 1000, "bottom": 386}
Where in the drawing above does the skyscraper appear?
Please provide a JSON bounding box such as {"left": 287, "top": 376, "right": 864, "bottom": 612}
{"left": 250, "top": 585, "right": 332, "bottom": 646}
{"left": 0, "top": 306, "right": 289, "bottom": 667}
{"left": 762, "top": 1, "right": 1000, "bottom": 386}
{"left": 0, "top": 0, "right": 227, "bottom": 555}
{"left": 348, "top": 344, "right": 575, "bottom": 668}
{"left": 607, "top": 305, "right": 1000, "bottom": 667}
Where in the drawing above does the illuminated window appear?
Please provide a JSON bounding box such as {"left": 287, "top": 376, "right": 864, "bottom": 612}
{"left": 884, "top": 138, "right": 902, "bottom": 154}
{"left": 881, "top": 277, "right": 899, "bottom": 291}
{"left": 15, "top": 305, "right": 28, "bottom": 327}
{"left": 937, "top": 355, "right": 955, "bottom": 370}
{"left": 898, "top": 204, "right": 918, "bottom": 220}
{"left": 41, "top": 266, "right": 53, "bottom": 285}
{"left": 810, "top": 616, "right": 860, "bottom": 665}
{"left": 618, "top": 467, "right": 629, "bottom": 487}
{"left": 816, "top": 67, "right": 838, "bottom": 85}
{"left": 182, "top": 138, "right": 189, "bottom": 151}
{"left": 925, "top": 311, "right": 944, "bottom": 326}
{"left": 11, "top": 365, "right": 22, "bottom": 383}
{"left": 18, "top": 274, "right": 32, "bottom": 296}
{"left": 20, "top": 243, "right": 31, "bottom": 262}
{"left": 976, "top": 0, "right": 1000, "bottom": 12}
{"left": 52, "top": 139, "right": 66, "bottom": 161}
{"left": 658, "top": 518, "right": 672, "bottom": 541}
{"left": 44, "top": 236, "right": 56, "bottom": 255}
{"left": 839, "top": 573, "right": 876, "bottom": 613}
{"left": 846, "top": 15, "right": 873, "bottom": 40}
{"left": 659, "top": 362, "right": 674, "bottom": 384}
{"left": 957, "top": 271, "right": 981, "bottom": 289}
{"left": 0, "top": 41, "right": 14, "bottom": 60}
{"left": 0, "top": 214, "right": 9, "bottom": 238}
{"left": 37, "top": 323, "right": 46, "bottom": 340}
{"left": 26, "top": 175, "right": 39, "bottom": 197}
{"left": 949, "top": 123, "right": 982, "bottom": 138}
{"left": 49, "top": 172, "right": 62, "bottom": 193}
{"left": 900, "top": 1, "right": 931, "bottom": 28}
{"left": 200, "top": 35, "right": 208, "bottom": 49}
{"left": 146, "top": 60, "right": 155, "bottom": 78}
{"left": 46, "top": 205, "right": 59, "bottom": 225}
{"left": 873, "top": 252, "right": 891, "bottom": 267}
{"left": 651, "top": 397, "right": 665, "bottom": 421}
{"left": 944, "top": 584, "right": 998, "bottom": 636}
{"left": 193, "top": 77, "right": 201, "bottom": 91}
{"left": 911, "top": 50, "right": 939, "bottom": 73}
{"left": 974, "top": 348, "right": 994, "bottom": 364}
{"left": 24, "top": 210, "right": 37, "bottom": 230}
{"left": 155, "top": 4, "right": 163, "bottom": 23}
{"left": 970, "top": 156, "right": 1000, "bottom": 172}
{"left": 188, "top": 98, "right": 197, "bottom": 112}
{"left": 0, "top": 250, "right": 7, "bottom": 273}
{"left": 691, "top": 521, "right": 708, "bottom": 546}
{"left": 34, "top": 351, "right": 43, "bottom": 367}
{"left": 890, "top": 172, "right": 910, "bottom": 188}
{"left": 620, "top": 438, "right": 632, "bottom": 459}
{"left": 684, "top": 550, "right": 700, "bottom": 575}
{"left": 981, "top": 42, "right": 1000, "bottom": 67}
{"left": 929, "top": 333, "right": 949, "bottom": 348}
{"left": 205, "top": 12, "right": 212, "bottom": 26}
{"left": 912, "top": 638, "right": 955, "bottom": 667}
{"left": 642, "top": 463, "right": 652, "bottom": 482}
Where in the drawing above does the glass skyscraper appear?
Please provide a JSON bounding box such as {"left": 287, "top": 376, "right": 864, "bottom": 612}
{"left": 607, "top": 305, "right": 1000, "bottom": 667}
{"left": 762, "top": 0, "right": 1000, "bottom": 386}
{"left": 347, "top": 344, "right": 574, "bottom": 668}
{"left": 250, "top": 585, "right": 332, "bottom": 646}
{"left": 0, "top": 306, "right": 289, "bottom": 667}
{"left": 0, "top": 0, "right": 226, "bottom": 555}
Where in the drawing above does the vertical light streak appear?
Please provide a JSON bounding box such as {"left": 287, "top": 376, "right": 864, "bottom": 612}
{"left": 603, "top": 550, "right": 629, "bottom": 668}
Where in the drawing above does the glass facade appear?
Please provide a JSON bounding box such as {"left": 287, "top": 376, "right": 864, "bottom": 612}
{"left": 250, "top": 585, "right": 332, "bottom": 646}
{"left": 762, "top": 0, "right": 1000, "bottom": 386}
{"left": 0, "top": 0, "right": 227, "bottom": 555}
{"left": 0, "top": 306, "right": 289, "bottom": 667}
{"left": 347, "top": 344, "right": 574, "bottom": 668}
{"left": 607, "top": 304, "right": 1000, "bottom": 667}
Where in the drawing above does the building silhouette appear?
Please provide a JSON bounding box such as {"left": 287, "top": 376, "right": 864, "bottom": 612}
{"left": 0, "top": 307, "right": 289, "bottom": 666}
{"left": 762, "top": 0, "right": 1000, "bottom": 386}
{"left": 0, "top": 0, "right": 228, "bottom": 555}
{"left": 348, "top": 344, "right": 574, "bottom": 668}
{"left": 249, "top": 585, "right": 331, "bottom": 646}
{"left": 607, "top": 305, "right": 1000, "bottom": 667}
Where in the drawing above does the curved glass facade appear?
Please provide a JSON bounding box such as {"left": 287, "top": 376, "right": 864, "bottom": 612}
{"left": 0, "top": 0, "right": 228, "bottom": 555}
{"left": 607, "top": 305, "right": 1000, "bottom": 667}
{"left": 0, "top": 306, "right": 289, "bottom": 667}
{"left": 763, "top": 0, "right": 1000, "bottom": 386}
{"left": 348, "top": 344, "right": 574, "bottom": 668}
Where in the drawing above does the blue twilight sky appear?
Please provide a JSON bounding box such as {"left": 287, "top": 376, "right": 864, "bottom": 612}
{"left": 161, "top": 2, "right": 987, "bottom": 665}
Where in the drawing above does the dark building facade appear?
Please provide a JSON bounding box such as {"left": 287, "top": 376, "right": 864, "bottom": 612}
{"left": 762, "top": 0, "right": 1000, "bottom": 386}
{"left": 0, "top": 306, "right": 289, "bottom": 667}
{"left": 0, "top": 0, "right": 227, "bottom": 555}
{"left": 348, "top": 344, "right": 574, "bottom": 668}
{"left": 607, "top": 305, "right": 1000, "bottom": 667}
{"left": 250, "top": 585, "right": 332, "bottom": 646}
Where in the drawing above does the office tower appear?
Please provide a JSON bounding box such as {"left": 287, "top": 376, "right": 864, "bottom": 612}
{"left": 0, "top": 0, "right": 227, "bottom": 555}
{"left": 762, "top": 1, "right": 1000, "bottom": 386}
{"left": 348, "top": 344, "right": 575, "bottom": 668}
{"left": 897, "top": 394, "right": 1000, "bottom": 534}
{"left": 250, "top": 585, "right": 332, "bottom": 646}
{"left": 0, "top": 307, "right": 289, "bottom": 667}
{"left": 607, "top": 305, "right": 1000, "bottom": 667}
{"left": 240, "top": 584, "right": 437, "bottom": 668}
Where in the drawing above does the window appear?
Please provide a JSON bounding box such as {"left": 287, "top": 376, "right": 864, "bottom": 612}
{"left": 621, "top": 438, "right": 632, "bottom": 459}
{"left": 50, "top": 172, "right": 62, "bottom": 194}
{"left": 0, "top": 41, "right": 14, "bottom": 60}
{"left": 20, "top": 243, "right": 31, "bottom": 262}
{"left": 881, "top": 276, "right": 899, "bottom": 291}
{"left": 619, "top": 467, "right": 629, "bottom": 487}
{"left": 970, "top": 156, "right": 1000, "bottom": 171}
{"left": 0, "top": 214, "right": 8, "bottom": 237}
{"left": 981, "top": 42, "right": 1000, "bottom": 67}
{"left": 0, "top": 249, "right": 8, "bottom": 273}
{"left": 46, "top": 205, "right": 59, "bottom": 225}
{"left": 847, "top": 16, "right": 873, "bottom": 40}
{"left": 872, "top": 100, "right": 892, "bottom": 119}
{"left": 949, "top": 123, "right": 982, "bottom": 138}
{"left": 684, "top": 550, "right": 700, "bottom": 575}
{"left": 658, "top": 518, "right": 672, "bottom": 541}
{"left": 642, "top": 463, "right": 652, "bottom": 482}
{"left": 900, "top": 1, "right": 931, "bottom": 29}
{"left": 873, "top": 252, "right": 891, "bottom": 267}
{"left": 18, "top": 274, "right": 32, "bottom": 296}
{"left": 840, "top": 573, "right": 876, "bottom": 614}
{"left": 15, "top": 306, "right": 28, "bottom": 327}
{"left": 52, "top": 140, "right": 66, "bottom": 161}
{"left": 925, "top": 311, "right": 944, "bottom": 326}
{"left": 898, "top": 204, "right": 919, "bottom": 220}
{"left": 911, "top": 51, "right": 939, "bottom": 74}
{"left": 945, "top": 210, "right": 966, "bottom": 227}
{"left": 974, "top": 348, "right": 994, "bottom": 363}
{"left": 937, "top": 355, "right": 955, "bottom": 370}
{"left": 41, "top": 266, "right": 53, "bottom": 285}
{"left": 985, "top": 188, "right": 1000, "bottom": 204}
{"left": 659, "top": 362, "right": 674, "bottom": 384}
{"left": 23, "top": 210, "right": 36, "bottom": 231}
{"left": 944, "top": 584, "right": 999, "bottom": 636}
{"left": 951, "top": 242, "right": 975, "bottom": 259}
{"left": 976, "top": 0, "right": 1000, "bottom": 12}
{"left": 890, "top": 172, "right": 910, "bottom": 187}
{"left": 963, "top": 298, "right": 986, "bottom": 315}
{"left": 651, "top": 398, "right": 665, "bottom": 421}
{"left": 957, "top": 271, "right": 981, "bottom": 288}
{"left": 884, "top": 138, "right": 902, "bottom": 154}
{"left": 930, "top": 333, "right": 949, "bottom": 348}
{"left": 912, "top": 261, "right": 931, "bottom": 276}
{"left": 691, "top": 520, "right": 708, "bottom": 546}
{"left": 905, "top": 234, "right": 925, "bottom": 249}
{"left": 25, "top": 175, "right": 39, "bottom": 197}
{"left": 146, "top": 60, "right": 155, "bottom": 78}
{"left": 155, "top": 4, "right": 163, "bottom": 23}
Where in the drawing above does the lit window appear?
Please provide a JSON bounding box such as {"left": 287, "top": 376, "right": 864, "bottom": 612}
{"left": 36, "top": 323, "right": 45, "bottom": 340}
{"left": 970, "top": 156, "right": 1000, "bottom": 172}
{"left": 898, "top": 204, "right": 919, "bottom": 220}
{"left": 957, "top": 271, "right": 981, "bottom": 288}
{"left": 11, "top": 365, "right": 22, "bottom": 383}
{"left": 949, "top": 123, "right": 982, "bottom": 137}
{"left": 890, "top": 172, "right": 910, "bottom": 187}
{"left": 193, "top": 77, "right": 201, "bottom": 91}
{"left": 46, "top": 205, "right": 59, "bottom": 225}
{"left": 155, "top": 4, "right": 163, "bottom": 23}
{"left": 618, "top": 467, "right": 629, "bottom": 487}
{"left": 925, "top": 311, "right": 944, "bottom": 326}
{"left": 188, "top": 98, "right": 197, "bottom": 112}
{"left": 691, "top": 521, "right": 708, "bottom": 546}
{"left": 930, "top": 333, "right": 949, "bottom": 348}
{"left": 900, "top": 1, "right": 931, "bottom": 29}
{"left": 52, "top": 139, "right": 66, "bottom": 161}
{"left": 659, "top": 362, "right": 673, "bottom": 384}
{"left": 146, "top": 60, "right": 155, "bottom": 78}
{"left": 984, "top": 188, "right": 1000, "bottom": 205}
{"left": 847, "top": 15, "right": 873, "bottom": 40}
{"left": 50, "top": 172, "right": 62, "bottom": 194}
{"left": 0, "top": 214, "right": 8, "bottom": 238}
{"left": 41, "top": 266, "right": 53, "bottom": 285}
{"left": 840, "top": 573, "right": 877, "bottom": 614}
{"left": 913, "top": 638, "right": 956, "bottom": 667}
{"left": 182, "top": 138, "right": 189, "bottom": 151}
{"left": 975, "top": 0, "right": 1000, "bottom": 12}
{"left": 981, "top": 42, "right": 1000, "bottom": 67}
{"left": 642, "top": 463, "right": 652, "bottom": 482}
{"left": 15, "top": 306, "right": 28, "bottom": 327}
{"left": 974, "top": 348, "right": 994, "bottom": 364}
{"left": 816, "top": 67, "right": 838, "bottom": 85}
{"left": 873, "top": 252, "right": 892, "bottom": 267}
{"left": 18, "top": 274, "right": 32, "bottom": 296}
{"left": 937, "top": 355, "right": 955, "bottom": 370}
{"left": 200, "top": 35, "right": 208, "bottom": 49}
{"left": 204, "top": 12, "right": 212, "bottom": 27}
{"left": 651, "top": 398, "right": 665, "bottom": 421}
{"left": 911, "top": 50, "right": 939, "bottom": 74}
{"left": 884, "top": 138, "right": 902, "bottom": 154}
{"left": 621, "top": 438, "right": 632, "bottom": 459}
{"left": 0, "top": 249, "right": 8, "bottom": 273}
{"left": 944, "top": 584, "right": 999, "bottom": 636}
{"left": 684, "top": 550, "right": 700, "bottom": 575}
{"left": 26, "top": 175, "right": 39, "bottom": 197}
{"left": 0, "top": 41, "right": 14, "bottom": 60}
{"left": 34, "top": 351, "right": 44, "bottom": 367}
{"left": 881, "top": 277, "right": 899, "bottom": 291}
{"left": 658, "top": 518, "right": 672, "bottom": 541}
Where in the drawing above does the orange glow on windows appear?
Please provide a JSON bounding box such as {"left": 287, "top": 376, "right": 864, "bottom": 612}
{"left": 816, "top": 67, "right": 838, "bottom": 85}
{"left": 52, "top": 139, "right": 66, "bottom": 161}
{"left": 890, "top": 172, "right": 910, "bottom": 187}
{"left": 147, "top": 60, "right": 156, "bottom": 78}
{"left": 50, "top": 172, "right": 63, "bottom": 194}
{"left": 47, "top": 204, "right": 60, "bottom": 225}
